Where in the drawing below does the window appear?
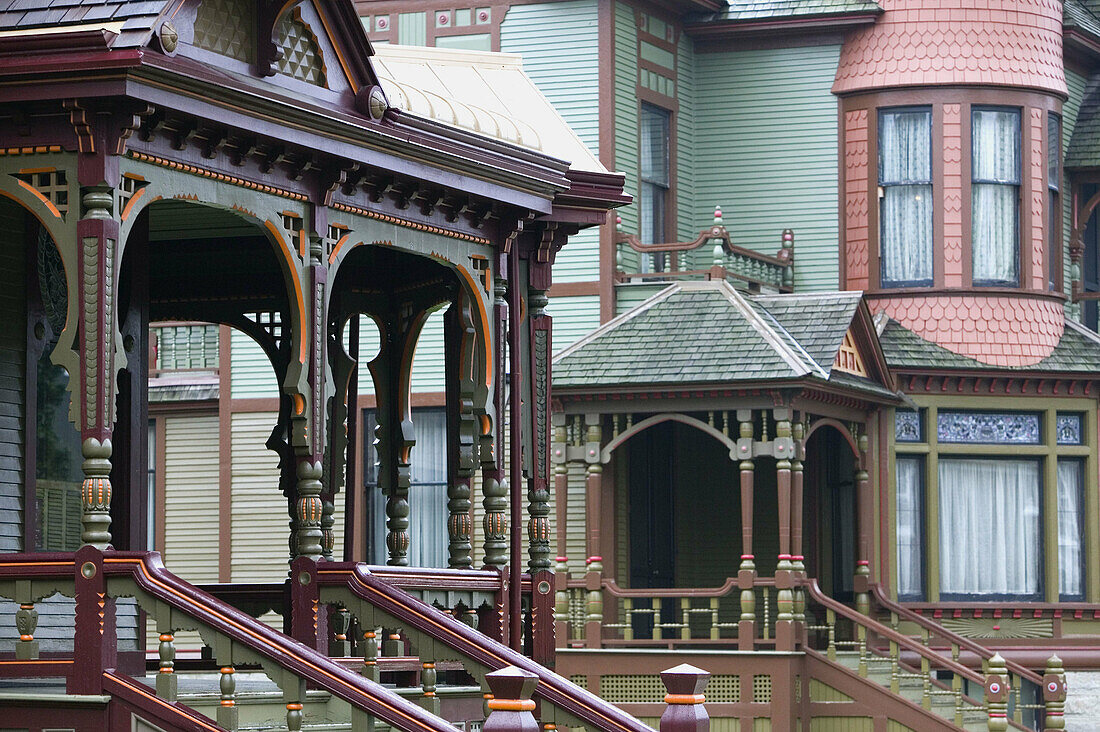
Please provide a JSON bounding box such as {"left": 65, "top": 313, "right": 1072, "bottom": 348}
{"left": 363, "top": 408, "right": 449, "bottom": 567}
{"left": 879, "top": 108, "right": 933, "bottom": 286}
{"left": 893, "top": 405, "right": 1092, "bottom": 602}
{"left": 1048, "top": 113, "right": 1062, "bottom": 291}
{"left": 639, "top": 104, "right": 670, "bottom": 272}
{"left": 972, "top": 108, "right": 1020, "bottom": 285}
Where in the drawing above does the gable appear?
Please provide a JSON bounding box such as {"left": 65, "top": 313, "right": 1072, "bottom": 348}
{"left": 833, "top": 329, "right": 868, "bottom": 377}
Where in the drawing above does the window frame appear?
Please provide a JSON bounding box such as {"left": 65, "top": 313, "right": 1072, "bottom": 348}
{"left": 970, "top": 105, "right": 1022, "bottom": 287}
{"left": 892, "top": 400, "right": 1096, "bottom": 604}
{"left": 1048, "top": 112, "right": 1062, "bottom": 293}
{"left": 638, "top": 102, "right": 672, "bottom": 273}
{"left": 878, "top": 106, "right": 935, "bottom": 288}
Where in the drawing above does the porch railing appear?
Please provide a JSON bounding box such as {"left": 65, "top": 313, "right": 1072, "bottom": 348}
{"left": 614, "top": 207, "right": 794, "bottom": 292}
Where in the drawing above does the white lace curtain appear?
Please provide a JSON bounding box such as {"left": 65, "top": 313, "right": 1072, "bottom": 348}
{"left": 895, "top": 457, "right": 923, "bottom": 598}
{"left": 880, "top": 109, "right": 932, "bottom": 285}
{"left": 972, "top": 109, "right": 1020, "bottom": 284}
{"left": 369, "top": 409, "right": 450, "bottom": 567}
{"left": 1058, "top": 460, "right": 1084, "bottom": 598}
{"left": 938, "top": 458, "right": 1040, "bottom": 597}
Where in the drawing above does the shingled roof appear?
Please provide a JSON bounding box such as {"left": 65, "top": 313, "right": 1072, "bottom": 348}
{"left": 1065, "top": 0, "right": 1100, "bottom": 44}
{"left": 553, "top": 281, "right": 896, "bottom": 399}
{"left": 880, "top": 318, "right": 1100, "bottom": 373}
{"left": 1067, "top": 72, "right": 1100, "bottom": 170}
{"left": 0, "top": 0, "right": 176, "bottom": 48}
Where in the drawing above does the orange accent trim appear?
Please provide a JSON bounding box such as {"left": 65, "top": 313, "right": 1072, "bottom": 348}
{"left": 17, "top": 166, "right": 55, "bottom": 175}
{"left": 314, "top": 2, "right": 358, "bottom": 91}
{"left": 0, "top": 659, "right": 72, "bottom": 665}
{"left": 105, "top": 673, "right": 222, "bottom": 732}
{"left": 19, "top": 635, "right": 33, "bottom": 641}
{"left": 328, "top": 233, "right": 352, "bottom": 265}
{"left": 487, "top": 699, "right": 536, "bottom": 712}
{"left": 328, "top": 201, "right": 490, "bottom": 245}
{"left": 293, "top": 394, "right": 305, "bottom": 416}
{"left": 454, "top": 265, "right": 493, "bottom": 388}
{"left": 16, "top": 179, "right": 61, "bottom": 219}
{"left": 221, "top": 666, "right": 235, "bottom": 674}
{"left": 128, "top": 151, "right": 308, "bottom": 201}
{"left": 221, "top": 700, "right": 235, "bottom": 706}
{"left": 264, "top": 220, "right": 308, "bottom": 364}
{"left": 287, "top": 702, "right": 304, "bottom": 711}
{"left": 664, "top": 694, "right": 705, "bottom": 704}
{"left": 120, "top": 185, "right": 147, "bottom": 222}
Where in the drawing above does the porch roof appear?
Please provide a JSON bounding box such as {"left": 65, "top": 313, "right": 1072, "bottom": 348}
{"left": 689, "top": 0, "right": 882, "bottom": 23}
{"left": 0, "top": 0, "right": 174, "bottom": 49}
{"left": 552, "top": 281, "right": 896, "bottom": 399}
{"left": 879, "top": 317, "right": 1100, "bottom": 374}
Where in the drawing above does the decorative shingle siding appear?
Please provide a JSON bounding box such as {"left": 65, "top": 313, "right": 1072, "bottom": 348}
{"left": 943, "top": 104, "right": 964, "bottom": 288}
{"left": 844, "top": 109, "right": 869, "bottom": 290}
{"left": 694, "top": 44, "right": 841, "bottom": 292}
{"left": 502, "top": 1, "right": 601, "bottom": 283}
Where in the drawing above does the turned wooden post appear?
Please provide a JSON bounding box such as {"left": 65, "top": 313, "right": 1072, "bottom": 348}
{"left": 219, "top": 665, "right": 238, "bottom": 731}
{"left": 156, "top": 630, "right": 177, "bottom": 701}
{"left": 1042, "top": 654, "right": 1067, "bottom": 730}
{"left": 985, "top": 653, "right": 1010, "bottom": 732}
{"left": 853, "top": 429, "right": 872, "bottom": 615}
{"left": 791, "top": 420, "right": 806, "bottom": 636}
{"left": 584, "top": 414, "right": 603, "bottom": 648}
{"left": 484, "top": 666, "right": 539, "bottom": 732}
{"left": 420, "top": 658, "right": 440, "bottom": 715}
{"left": 660, "top": 663, "right": 710, "bottom": 732}
{"left": 14, "top": 595, "right": 38, "bottom": 661}
{"left": 736, "top": 410, "right": 756, "bottom": 650}
{"left": 774, "top": 412, "right": 795, "bottom": 651}
{"left": 361, "top": 628, "right": 380, "bottom": 682}
{"left": 71, "top": 546, "right": 115, "bottom": 695}
{"left": 552, "top": 415, "right": 571, "bottom": 648}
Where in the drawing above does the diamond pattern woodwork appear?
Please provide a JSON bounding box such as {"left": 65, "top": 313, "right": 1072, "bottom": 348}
{"left": 193, "top": 0, "right": 252, "bottom": 62}
{"left": 277, "top": 12, "right": 327, "bottom": 87}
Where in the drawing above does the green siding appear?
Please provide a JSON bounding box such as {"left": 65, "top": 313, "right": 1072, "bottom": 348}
{"left": 694, "top": 44, "right": 841, "bottom": 292}
{"left": 614, "top": 0, "right": 641, "bottom": 273}
{"left": 229, "top": 329, "right": 279, "bottom": 398}
{"left": 615, "top": 283, "right": 667, "bottom": 315}
{"left": 397, "top": 12, "right": 427, "bottom": 45}
{"left": 501, "top": 1, "right": 601, "bottom": 283}
{"left": 1064, "top": 69, "right": 1088, "bottom": 311}
{"left": 434, "top": 34, "right": 491, "bottom": 51}
{"left": 410, "top": 308, "right": 446, "bottom": 394}
{"left": 677, "top": 31, "right": 696, "bottom": 243}
{"left": 0, "top": 202, "right": 23, "bottom": 552}
{"left": 549, "top": 295, "right": 601, "bottom": 353}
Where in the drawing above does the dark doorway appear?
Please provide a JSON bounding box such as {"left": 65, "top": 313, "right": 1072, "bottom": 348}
{"left": 628, "top": 421, "right": 675, "bottom": 590}
{"left": 805, "top": 426, "right": 857, "bottom": 601}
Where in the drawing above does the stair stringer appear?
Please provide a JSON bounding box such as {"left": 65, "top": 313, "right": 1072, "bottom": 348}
{"left": 804, "top": 648, "right": 965, "bottom": 731}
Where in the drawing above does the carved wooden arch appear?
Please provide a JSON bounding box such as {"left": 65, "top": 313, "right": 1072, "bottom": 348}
{"left": 1071, "top": 186, "right": 1100, "bottom": 261}
{"left": 599, "top": 413, "right": 740, "bottom": 464}
{"left": 804, "top": 417, "right": 860, "bottom": 457}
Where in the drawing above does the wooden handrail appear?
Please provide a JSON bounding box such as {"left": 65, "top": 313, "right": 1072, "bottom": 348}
{"left": 0, "top": 551, "right": 462, "bottom": 732}
{"left": 600, "top": 578, "right": 739, "bottom": 598}
{"left": 317, "top": 562, "right": 656, "bottom": 732}
{"left": 802, "top": 578, "right": 983, "bottom": 685}
{"left": 871, "top": 585, "right": 1044, "bottom": 687}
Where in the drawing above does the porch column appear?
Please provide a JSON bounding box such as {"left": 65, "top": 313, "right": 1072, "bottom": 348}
{"left": 551, "top": 415, "right": 570, "bottom": 648}
{"left": 791, "top": 420, "right": 806, "bottom": 634}
{"left": 736, "top": 410, "right": 755, "bottom": 650}
{"left": 854, "top": 427, "right": 872, "bottom": 615}
{"left": 583, "top": 414, "right": 603, "bottom": 649}
{"left": 444, "top": 297, "right": 477, "bottom": 569}
{"left": 526, "top": 286, "right": 552, "bottom": 573}
{"left": 482, "top": 274, "right": 509, "bottom": 571}
{"left": 773, "top": 411, "right": 795, "bottom": 651}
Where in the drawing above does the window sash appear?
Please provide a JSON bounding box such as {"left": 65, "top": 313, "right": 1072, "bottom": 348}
{"left": 971, "top": 108, "right": 1020, "bottom": 286}
{"left": 879, "top": 109, "right": 933, "bottom": 286}
{"left": 937, "top": 457, "right": 1041, "bottom": 599}
{"left": 896, "top": 457, "right": 924, "bottom": 599}
{"left": 1058, "top": 459, "right": 1085, "bottom": 600}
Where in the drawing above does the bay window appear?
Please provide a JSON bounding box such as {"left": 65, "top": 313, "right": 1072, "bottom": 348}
{"left": 971, "top": 108, "right": 1021, "bottom": 285}
{"left": 879, "top": 108, "right": 933, "bottom": 286}
{"left": 893, "top": 406, "right": 1092, "bottom": 601}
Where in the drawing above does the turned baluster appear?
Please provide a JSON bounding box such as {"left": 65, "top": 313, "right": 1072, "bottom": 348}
{"left": 361, "top": 628, "right": 380, "bottom": 682}
{"left": 287, "top": 701, "right": 304, "bottom": 732}
{"left": 623, "top": 598, "right": 634, "bottom": 641}
{"left": 15, "top": 601, "right": 38, "bottom": 660}
{"left": 219, "top": 666, "right": 238, "bottom": 731}
{"left": 331, "top": 606, "right": 352, "bottom": 657}
{"left": 825, "top": 608, "right": 837, "bottom": 661}
{"left": 856, "top": 625, "right": 868, "bottom": 678}
{"left": 157, "top": 631, "right": 177, "bottom": 702}
{"left": 889, "top": 639, "right": 900, "bottom": 694}
{"left": 421, "top": 659, "right": 440, "bottom": 714}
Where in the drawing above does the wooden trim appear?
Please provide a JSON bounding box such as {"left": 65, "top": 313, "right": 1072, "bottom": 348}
{"left": 155, "top": 416, "right": 167, "bottom": 555}
{"left": 217, "top": 325, "right": 232, "bottom": 583}
{"left": 547, "top": 281, "right": 600, "bottom": 298}
{"left": 598, "top": 0, "right": 616, "bottom": 323}
{"left": 1087, "top": 405, "right": 1100, "bottom": 602}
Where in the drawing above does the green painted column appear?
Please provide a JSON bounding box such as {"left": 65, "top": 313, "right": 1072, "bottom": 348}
{"left": 736, "top": 410, "right": 756, "bottom": 650}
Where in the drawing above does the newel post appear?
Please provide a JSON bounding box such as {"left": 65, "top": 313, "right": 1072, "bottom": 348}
{"left": 660, "top": 663, "right": 710, "bottom": 732}
{"left": 1042, "top": 654, "right": 1067, "bottom": 730}
{"left": 985, "top": 653, "right": 1010, "bottom": 732}
{"left": 484, "top": 666, "right": 539, "bottom": 732}
{"left": 70, "top": 545, "right": 116, "bottom": 695}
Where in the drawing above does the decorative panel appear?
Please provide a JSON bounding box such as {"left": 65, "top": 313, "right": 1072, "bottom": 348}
{"left": 598, "top": 674, "right": 664, "bottom": 703}
{"left": 939, "top": 617, "right": 1053, "bottom": 639}
{"left": 1056, "top": 413, "right": 1083, "bottom": 445}
{"left": 752, "top": 674, "right": 772, "bottom": 703}
{"left": 895, "top": 409, "right": 922, "bottom": 442}
{"left": 193, "top": 0, "right": 252, "bottom": 62}
{"left": 937, "top": 411, "right": 1040, "bottom": 444}
{"left": 707, "top": 675, "right": 741, "bottom": 703}
{"left": 569, "top": 674, "right": 587, "bottom": 690}
{"left": 809, "top": 678, "right": 852, "bottom": 702}
{"left": 153, "top": 324, "right": 219, "bottom": 370}
{"left": 276, "top": 11, "right": 327, "bottom": 87}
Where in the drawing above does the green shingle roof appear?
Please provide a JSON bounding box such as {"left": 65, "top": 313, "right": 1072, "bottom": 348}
{"left": 880, "top": 318, "right": 1100, "bottom": 373}
{"left": 1065, "top": 0, "right": 1100, "bottom": 43}
{"left": 688, "top": 0, "right": 881, "bottom": 23}
{"left": 553, "top": 282, "right": 893, "bottom": 399}
{"left": 1066, "top": 73, "right": 1100, "bottom": 169}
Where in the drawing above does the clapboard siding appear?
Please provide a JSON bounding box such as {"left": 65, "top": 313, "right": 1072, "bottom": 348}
{"left": 230, "top": 412, "right": 289, "bottom": 582}
{"left": 501, "top": 2, "right": 600, "bottom": 283}
{"left": 614, "top": 0, "right": 641, "bottom": 274}
{"left": 0, "top": 203, "right": 24, "bottom": 552}
{"left": 410, "top": 308, "right": 446, "bottom": 394}
{"left": 548, "top": 295, "right": 601, "bottom": 353}
{"left": 230, "top": 328, "right": 280, "bottom": 398}
{"left": 614, "top": 283, "right": 667, "bottom": 316}
{"left": 163, "top": 415, "right": 220, "bottom": 583}
{"left": 694, "top": 44, "right": 841, "bottom": 292}
{"left": 677, "top": 31, "right": 696, "bottom": 244}
{"left": 1064, "top": 69, "right": 1088, "bottom": 306}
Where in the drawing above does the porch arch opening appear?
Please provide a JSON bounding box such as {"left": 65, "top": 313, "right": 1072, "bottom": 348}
{"left": 802, "top": 422, "right": 858, "bottom": 601}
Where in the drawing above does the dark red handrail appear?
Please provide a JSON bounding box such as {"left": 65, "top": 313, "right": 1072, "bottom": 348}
{"left": 316, "top": 562, "right": 656, "bottom": 732}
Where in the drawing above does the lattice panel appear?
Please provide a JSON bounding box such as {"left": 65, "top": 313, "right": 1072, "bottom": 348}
{"left": 599, "top": 675, "right": 664, "bottom": 703}
{"left": 569, "top": 675, "right": 587, "bottom": 690}
{"left": 193, "top": 0, "right": 252, "bottom": 62}
{"left": 14, "top": 169, "right": 68, "bottom": 217}
{"left": 706, "top": 674, "right": 741, "bottom": 703}
{"left": 752, "top": 674, "right": 771, "bottom": 704}
{"left": 153, "top": 324, "right": 219, "bottom": 370}
{"left": 277, "top": 11, "right": 327, "bottom": 87}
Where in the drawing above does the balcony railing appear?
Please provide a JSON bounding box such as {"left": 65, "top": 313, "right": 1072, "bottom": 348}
{"left": 615, "top": 206, "right": 794, "bottom": 292}
{"left": 150, "top": 322, "right": 219, "bottom": 373}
